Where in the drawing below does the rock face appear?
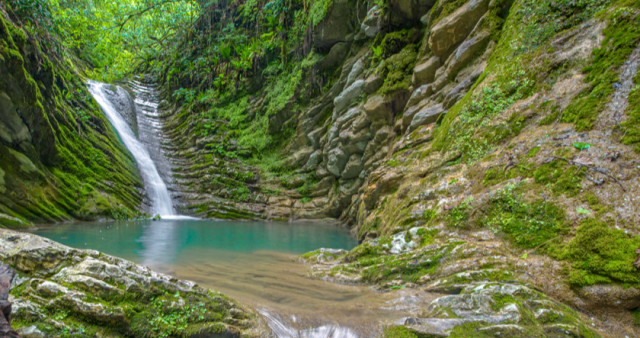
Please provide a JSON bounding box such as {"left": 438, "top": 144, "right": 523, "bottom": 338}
{"left": 0, "top": 6, "right": 143, "bottom": 227}
{"left": 0, "top": 230, "right": 263, "bottom": 336}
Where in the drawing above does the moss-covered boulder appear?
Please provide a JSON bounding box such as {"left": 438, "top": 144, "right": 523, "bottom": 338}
{"left": 0, "top": 229, "right": 264, "bottom": 336}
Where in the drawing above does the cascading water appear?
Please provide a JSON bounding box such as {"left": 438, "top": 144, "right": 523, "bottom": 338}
{"left": 87, "top": 80, "right": 175, "bottom": 217}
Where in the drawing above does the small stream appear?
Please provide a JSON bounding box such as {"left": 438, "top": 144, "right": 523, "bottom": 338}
{"left": 77, "top": 80, "right": 431, "bottom": 337}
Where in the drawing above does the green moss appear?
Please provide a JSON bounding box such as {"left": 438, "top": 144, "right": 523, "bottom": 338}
{"left": 562, "top": 218, "right": 640, "bottom": 287}
{"left": 621, "top": 69, "right": 640, "bottom": 152}
{"left": 491, "top": 293, "right": 517, "bottom": 311}
{"left": 481, "top": 184, "right": 566, "bottom": 249}
{"left": 379, "top": 30, "right": 410, "bottom": 58}
{"left": 434, "top": 80, "right": 534, "bottom": 163}
{"left": 379, "top": 44, "right": 418, "bottom": 95}
{"left": 562, "top": 3, "right": 640, "bottom": 130}
{"left": 633, "top": 309, "right": 640, "bottom": 326}
{"left": 532, "top": 159, "right": 584, "bottom": 196}
{"left": 384, "top": 325, "right": 422, "bottom": 338}
{"left": 448, "top": 322, "right": 493, "bottom": 338}
{"left": 446, "top": 197, "right": 473, "bottom": 229}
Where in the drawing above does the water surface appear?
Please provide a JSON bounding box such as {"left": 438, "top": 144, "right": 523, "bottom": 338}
{"left": 32, "top": 220, "right": 430, "bottom": 337}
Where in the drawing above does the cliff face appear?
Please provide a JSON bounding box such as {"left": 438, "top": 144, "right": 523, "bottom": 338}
{"left": 158, "top": 0, "right": 640, "bottom": 334}
{"left": 0, "top": 4, "right": 143, "bottom": 226}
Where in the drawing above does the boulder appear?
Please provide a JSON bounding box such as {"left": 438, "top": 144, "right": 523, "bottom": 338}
{"left": 313, "top": 0, "right": 357, "bottom": 52}
{"left": 412, "top": 56, "right": 441, "bottom": 86}
{"left": 444, "top": 30, "right": 490, "bottom": 79}
{"left": 342, "top": 154, "right": 364, "bottom": 179}
{"left": 364, "top": 73, "right": 384, "bottom": 94}
{"left": 428, "top": 0, "right": 490, "bottom": 57}
{"left": 0, "top": 230, "right": 263, "bottom": 337}
{"left": 360, "top": 6, "right": 384, "bottom": 38}
{"left": 406, "top": 282, "right": 599, "bottom": 337}
{"left": 318, "top": 42, "right": 350, "bottom": 71}
{"left": 406, "top": 84, "right": 434, "bottom": 108}
{"left": 333, "top": 80, "right": 365, "bottom": 113}
{"left": 364, "top": 95, "right": 393, "bottom": 123}
{"left": 346, "top": 59, "right": 366, "bottom": 87}
{"left": 577, "top": 285, "right": 640, "bottom": 310}
{"left": 327, "top": 148, "right": 348, "bottom": 177}
{"left": 409, "top": 104, "right": 446, "bottom": 132}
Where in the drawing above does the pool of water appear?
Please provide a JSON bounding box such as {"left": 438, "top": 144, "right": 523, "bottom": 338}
{"left": 32, "top": 219, "right": 357, "bottom": 264}
{"left": 31, "top": 219, "right": 430, "bottom": 337}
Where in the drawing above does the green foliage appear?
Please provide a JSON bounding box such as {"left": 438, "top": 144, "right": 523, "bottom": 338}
{"left": 481, "top": 184, "right": 566, "bottom": 249}
{"left": 562, "top": 3, "right": 640, "bottom": 130}
{"left": 146, "top": 295, "right": 209, "bottom": 336}
{"left": 8, "top": 0, "right": 199, "bottom": 81}
{"left": 446, "top": 197, "right": 473, "bottom": 229}
{"left": 572, "top": 142, "right": 592, "bottom": 151}
{"left": 516, "top": 0, "right": 609, "bottom": 51}
{"left": 434, "top": 78, "right": 534, "bottom": 163}
{"left": 562, "top": 218, "right": 640, "bottom": 287}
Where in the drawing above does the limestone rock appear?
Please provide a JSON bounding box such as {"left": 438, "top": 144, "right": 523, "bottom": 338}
{"left": 0, "top": 230, "right": 264, "bottom": 337}
{"left": 327, "top": 148, "right": 348, "bottom": 177}
{"left": 389, "top": 0, "right": 437, "bottom": 25}
{"left": 444, "top": 30, "right": 491, "bottom": 79}
{"left": 428, "top": 0, "right": 490, "bottom": 57}
{"left": 443, "top": 69, "right": 483, "bottom": 109}
{"left": 347, "top": 60, "right": 365, "bottom": 87}
{"left": 364, "top": 73, "right": 384, "bottom": 94}
{"left": 407, "top": 85, "right": 434, "bottom": 108}
{"left": 360, "top": 6, "right": 383, "bottom": 38}
{"left": 342, "top": 154, "right": 364, "bottom": 179}
{"left": 412, "top": 56, "right": 441, "bottom": 86}
{"left": 409, "top": 104, "right": 445, "bottom": 132}
{"left": 333, "top": 79, "right": 365, "bottom": 113}
{"left": 364, "top": 95, "right": 393, "bottom": 123}
{"left": 313, "top": 0, "right": 357, "bottom": 52}
{"left": 305, "top": 150, "right": 322, "bottom": 169}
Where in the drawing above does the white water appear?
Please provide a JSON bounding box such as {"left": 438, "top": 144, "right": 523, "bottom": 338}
{"left": 87, "top": 80, "right": 175, "bottom": 217}
{"left": 258, "top": 309, "right": 359, "bottom": 338}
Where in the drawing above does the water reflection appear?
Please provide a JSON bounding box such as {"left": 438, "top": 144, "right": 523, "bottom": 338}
{"left": 138, "top": 219, "right": 179, "bottom": 267}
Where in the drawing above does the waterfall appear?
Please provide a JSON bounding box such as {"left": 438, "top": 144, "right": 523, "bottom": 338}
{"left": 87, "top": 80, "right": 175, "bottom": 217}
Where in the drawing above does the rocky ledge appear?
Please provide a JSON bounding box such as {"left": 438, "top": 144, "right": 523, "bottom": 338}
{"left": 302, "top": 231, "right": 604, "bottom": 337}
{"left": 0, "top": 229, "right": 264, "bottom": 337}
